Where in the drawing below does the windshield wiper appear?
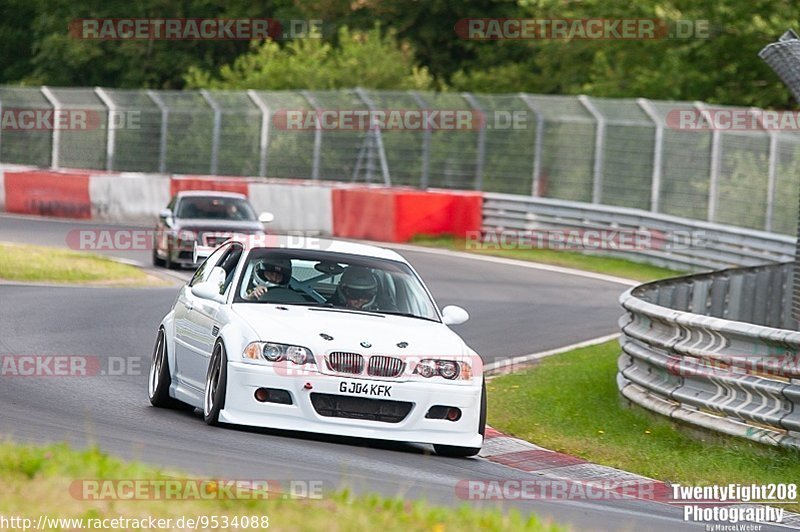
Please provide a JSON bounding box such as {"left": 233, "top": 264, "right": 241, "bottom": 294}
{"left": 379, "top": 311, "right": 440, "bottom": 322}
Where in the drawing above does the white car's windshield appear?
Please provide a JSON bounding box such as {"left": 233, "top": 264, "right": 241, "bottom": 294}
{"left": 235, "top": 249, "right": 440, "bottom": 321}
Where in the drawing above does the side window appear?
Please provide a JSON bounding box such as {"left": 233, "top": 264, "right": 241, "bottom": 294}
{"left": 218, "top": 244, "right": 244, "bottom": 295}
{"left": 189, "top": 245, "right": 229, "bottom": 287}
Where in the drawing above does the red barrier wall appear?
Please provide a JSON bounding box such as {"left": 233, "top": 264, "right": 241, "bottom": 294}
{"left": 4, "top": 171, "right": 91, "bottom": 219}
{"left": 333, "top": 188, "right": 482, "bottom": 242}
{"left": 170, "top": 177, "right": 249, "bottom": 197}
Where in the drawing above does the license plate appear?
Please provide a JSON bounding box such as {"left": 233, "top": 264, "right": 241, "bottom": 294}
{"left": 338, "top": 381, "right": 392, "bottom": 397}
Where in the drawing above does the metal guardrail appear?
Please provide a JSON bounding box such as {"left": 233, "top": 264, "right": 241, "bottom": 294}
{"left": 618, "top": 262, "right": 800, "bottom": 449}
{"left": 482, "top": 193, "right": 796, "bottom": 272}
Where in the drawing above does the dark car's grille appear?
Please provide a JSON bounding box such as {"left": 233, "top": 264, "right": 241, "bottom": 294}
{"left": 367, "top": 356, "right": 405, "bottom": 378}
{"left": 201, "top": 232, "right": 234, "bottom": 247}
{"left": 310, "top": 393, "right": 412, "bottom": 423}
{"left": 326, "top": 352, "right": 364, "bottom": 374}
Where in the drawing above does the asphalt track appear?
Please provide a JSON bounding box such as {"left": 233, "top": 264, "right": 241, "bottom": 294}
{"left": 0, "top": 214, "right": 764, "bottom": 531}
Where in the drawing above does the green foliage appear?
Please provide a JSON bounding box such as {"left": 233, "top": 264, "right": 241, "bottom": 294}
{"left": 185, "top": 25, "right": 436, "bottom": 91}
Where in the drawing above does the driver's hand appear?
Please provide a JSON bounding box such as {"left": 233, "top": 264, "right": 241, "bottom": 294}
{"left": 248, "top": 286, "right": 268, "bottom": 300}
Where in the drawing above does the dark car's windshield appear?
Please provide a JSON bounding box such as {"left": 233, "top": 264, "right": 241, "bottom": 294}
{"left": 234, "top": 249, "right": 440, "bottom": 321}
{"left": 176, "top": 196, "right": 257, "bottom": 221}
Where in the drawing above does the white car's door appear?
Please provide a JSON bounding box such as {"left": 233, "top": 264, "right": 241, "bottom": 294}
{"left": 174, "top": 245, "right": 229, "bottom": 391}
{"left": 179, "top": 244, "right": 244, "bottom": 390}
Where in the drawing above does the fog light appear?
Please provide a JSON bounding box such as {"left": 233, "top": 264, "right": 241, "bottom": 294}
{"left": 254, "top": 388, "right": 270, "bottom": 402}
{"left": 446, "top": 407, "right": 462, "bottom": 421}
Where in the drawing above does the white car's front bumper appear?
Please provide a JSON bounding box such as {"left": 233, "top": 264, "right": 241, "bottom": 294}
{"left": 219, "top": 361, "right": 484, "bottom": 449}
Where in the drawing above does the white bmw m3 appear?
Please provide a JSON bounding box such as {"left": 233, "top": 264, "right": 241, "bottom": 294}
{"left": 148, "top": 235, "right": 486, "bottom": 457}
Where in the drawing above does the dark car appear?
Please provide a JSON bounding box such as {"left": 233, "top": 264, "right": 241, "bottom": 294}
{"left": 152, "top": 191, "right": 273, "bottom": 269}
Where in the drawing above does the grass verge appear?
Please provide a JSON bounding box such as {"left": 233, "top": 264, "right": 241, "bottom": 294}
{"left": 410, "top": 235, "right": 683, "bottom": 282}
{"left": 487, "top": 340, "right": 800, "bottom": 511}
{"left": 0, "top": 441, "right": 562, "bottom": 531}
{"left": 0, "top": 242, "right": 164, "bottom": 286}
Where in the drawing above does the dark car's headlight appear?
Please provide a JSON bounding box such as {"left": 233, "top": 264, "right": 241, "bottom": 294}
{"left": 243, "top": 342, "right": 315, "bottom": 365}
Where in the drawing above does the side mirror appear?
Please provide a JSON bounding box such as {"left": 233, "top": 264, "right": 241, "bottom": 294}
{"left": 159, "top": 208, "right": 174, "bottom": 227}
{"left": 258, "top": 212, "right": 275, "bottom": 224}
{"left": 442, "top": 305, "right": 469, "bottom": 326}
{"left": 191, "top": 267, "right": 226, "bottom": 303}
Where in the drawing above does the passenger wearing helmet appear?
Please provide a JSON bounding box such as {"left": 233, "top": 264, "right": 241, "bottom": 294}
{"left": 332, "top": 267, "right": 379, "bottom": 310}
{"left": 245, "top": 256, "right": 292, "bottom": 301}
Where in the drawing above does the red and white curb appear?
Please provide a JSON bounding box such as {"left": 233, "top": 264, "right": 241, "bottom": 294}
{"left": 480, "top": 427, "right": 800, "bottom": 529}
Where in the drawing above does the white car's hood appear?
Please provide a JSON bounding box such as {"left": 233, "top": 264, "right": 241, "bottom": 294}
{"left": 232, "top": 303, "right": 468, "bottom": 361}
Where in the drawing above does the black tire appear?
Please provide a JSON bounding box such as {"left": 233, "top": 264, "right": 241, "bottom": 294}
{"left": 148, "top": 328, "right": 183, "bottom": 408}
{"left": 164, "top": 243, "right": 176, "bottom": 270}
{"left": 152, "top": 243, "right": 166, "bottom": 267}
{"left": 203, "top": 341, "right": 228, "bottom": 426}
{"left": 434, "top": 378, "right": 487, "bottom": 458}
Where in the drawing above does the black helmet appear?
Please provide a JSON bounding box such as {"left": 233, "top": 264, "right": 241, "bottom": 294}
{"left": 340, "top": 267, "right": 377, "bottom": 304}
{"left": 255, "top": 257, "right": 292, "bottom": 285}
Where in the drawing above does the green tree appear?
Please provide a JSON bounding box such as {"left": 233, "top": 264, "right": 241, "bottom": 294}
{"left": 184, "top": 25, "right": 436, "bottom": 90}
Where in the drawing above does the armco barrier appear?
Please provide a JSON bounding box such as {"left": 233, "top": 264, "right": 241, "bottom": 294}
{"left": 333, "top": 187, "right": 482, "bottom": 243}
{"left": 483, "top": 193, "right": 796, "bottom": 271}
{"left": 4, "top": 169, "right": 92, "bottom": 219}
{"left": 618, "top": 262, "right": 800, "bottom": 449}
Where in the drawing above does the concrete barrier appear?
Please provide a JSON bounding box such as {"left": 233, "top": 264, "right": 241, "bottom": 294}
{"left": 248, "top": 181, "right": 333, "bottom": 234}
{"left": 4, "top": 169, "right": 92, "bottom": 219}
{"left": 89, "top": 173, "right": 171, "bottom": 225}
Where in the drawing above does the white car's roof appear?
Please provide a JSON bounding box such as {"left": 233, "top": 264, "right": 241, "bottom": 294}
{"left": 229, "top": 235, "right": 407, "bottom": 264}
{"left": 175, "top": 190, "right": 247, "bottom": 199}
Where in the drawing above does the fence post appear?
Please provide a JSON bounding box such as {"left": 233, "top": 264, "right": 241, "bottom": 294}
{"left": 637, "top": 98, "right": 664, "bottom": 213}
{"left": 411, "top": 91, "right": 431, "bottom": 189}
{"left": 355, "top": 88, "right": 391, "bottom": 186}
{"left": 578, "top": 95, "right": 605, "bottom": 203}
{"left": 751, "top": 107, "right": 778, "bottom": 232}
{"left": 247, "top": 90, "right": 270, "bottom": 178}
{"left": 695, "top": 101, "right": 720, "bottom": 222}
{"left": 94, "top": 87, "right": 116, "bottom": 171}
{"left": 519, "top": 93, "right": 544, "bottom": 197}
{"left": 147, "top": 90, "right": 168, "bottom": 173}
{"left": 200, "top": 90, "right": 221, "bottom": 175}
{"left": 40, "top": 86, "right": 60, "bottom": 168}
{"left": 301, "top": 90, "right": 321, "bottom": 180}
{"left": 462, "top": 92, "right": 486, "bottom": 191}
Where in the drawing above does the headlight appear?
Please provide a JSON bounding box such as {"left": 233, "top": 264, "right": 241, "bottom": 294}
{"left": 413, "top": 359, "right": 470, "bottom": 380}
{"left": 243, "top": 342, "right": 315, "bottom": 365}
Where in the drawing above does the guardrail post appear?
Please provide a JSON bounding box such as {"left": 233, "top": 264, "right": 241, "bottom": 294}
{"left": 147, "top": 90, "right": 168, "bottom": 173}
{"left": 637, "top": 98, "right": 664, "bottom": 213}
{"left": 301, "top": 91, "right": 322, "bottom": 181}
{"left": 247, "top": 90, "right": 270, "bottom": 178}
{"left": 411, "top": 91, "right": 431, "bottom": 189}
{"left": 579, "top": 95, "right": 605, "bottom": 204}
{"left": 695, "top": 101, "right": 720, "bottom": 222}
{"left": 462, "top": 92, "right": 486, "bottom": 191}
{"left": 94, "top": 87, "right": 116, "bottom": 171}
{"left": 519, "top": 93, "right": 544, "bottom": 197}
{"left": 40, "top": 86, "right": 60, "bottom": 168}
{"left": 200, "top": 90, "right": 221, "bottom": 175}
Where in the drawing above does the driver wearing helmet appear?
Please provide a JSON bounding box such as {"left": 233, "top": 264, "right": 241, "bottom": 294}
{"left": 245, "top": 256, "right": 292, "bottom": 301}
{"left": 328, "top": 266, "right": 379, "bottom": 310}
